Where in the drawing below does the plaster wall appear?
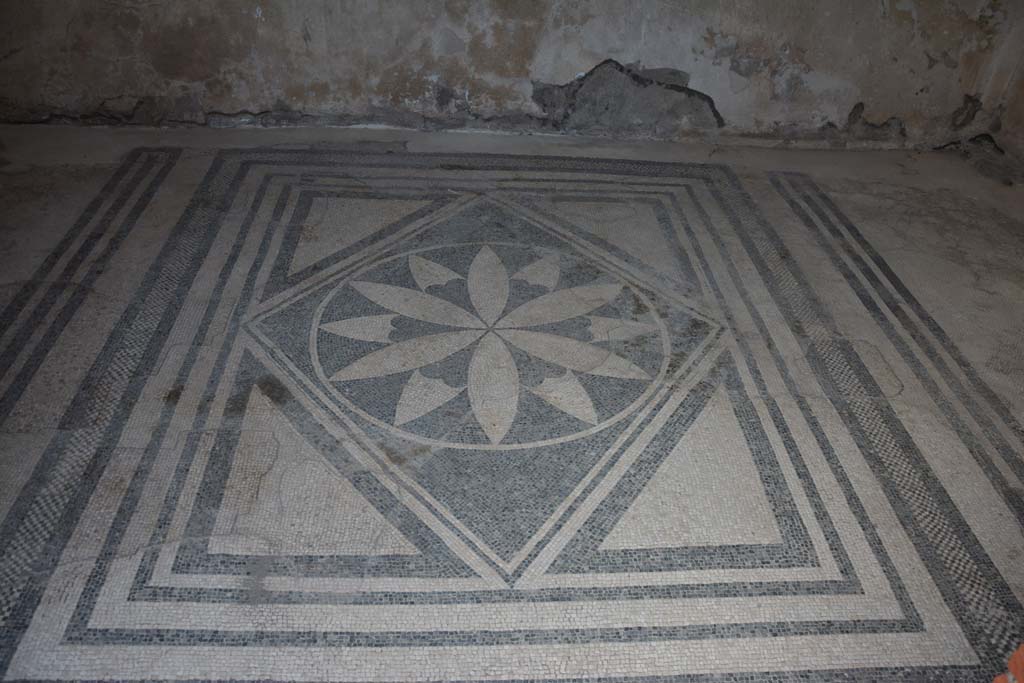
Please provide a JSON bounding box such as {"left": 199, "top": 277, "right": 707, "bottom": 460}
{"left": 1, "top": 0, "right": 1022, "bottom": 155}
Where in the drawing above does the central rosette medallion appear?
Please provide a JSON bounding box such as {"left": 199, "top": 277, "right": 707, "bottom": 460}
{"left": 312, "top": 243, "right": 668, "bottom": 448}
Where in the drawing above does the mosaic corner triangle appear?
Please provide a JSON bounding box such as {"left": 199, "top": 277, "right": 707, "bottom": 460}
{"left": 207, "top": 348, "right": 480, "bottom": 578}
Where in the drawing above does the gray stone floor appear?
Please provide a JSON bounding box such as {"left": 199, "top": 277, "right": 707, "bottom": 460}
{"left": 0, "top": 125, "right": 1023, "bottom": 681}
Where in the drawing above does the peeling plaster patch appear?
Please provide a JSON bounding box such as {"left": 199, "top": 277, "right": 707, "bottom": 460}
{"left": 812, "top": 101, "right": 910, "bottom": 144}
{"left": 844, "top": 102, "right": 906, "bottom": 140}
{"left": 98, "top": 94, "right": 141, "bottom": 119}
{"left": 769, "top": 44, "right": 813, "bottom": 102}
{"left": 925, "top": 50, "right": 958, "bottom": 70}
{"left": 772, "top": 62, "right": 809, "bottom": 102}
{"left": 636, "top": 67, "right": 690, "bottom": 88}
{"left": 730, "top": 54, "right": 769, "bottom": 79}
{"left": 951, "top": 94, "right": 983, "bottom": 129}
{"left": 532, "top": 59, "right": 723, "bottom": 137}
{"left": 702, "top": 28, "right": 738, "bottom": 63}
{"left": 466, "top": 15, "right": 542, "bottom": 79}
{"left": 709, "top": 32, "right": 812, "bottom": 104}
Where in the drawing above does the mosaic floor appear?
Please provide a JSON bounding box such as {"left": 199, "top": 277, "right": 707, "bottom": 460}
{"left": 1, "top": 138, "right": 1023, "bottom": 681}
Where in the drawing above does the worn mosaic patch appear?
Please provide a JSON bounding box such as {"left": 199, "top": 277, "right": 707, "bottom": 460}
{"left": 0, "top": 149, "right": 1021, "bottom": 681}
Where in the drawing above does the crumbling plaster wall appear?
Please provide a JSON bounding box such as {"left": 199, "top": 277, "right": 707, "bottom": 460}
{"left": 1, "top": 0, "right": 1022, "bottom": 155}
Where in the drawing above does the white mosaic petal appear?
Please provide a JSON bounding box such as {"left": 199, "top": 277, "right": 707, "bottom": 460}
{"left": 496, "top": 283, "right": 622, "bottom": 328}
{"left": 586, "top": 316, "right": 658, "bottom": 343}
{"left": 530, "top": 371, "right": 598, "bottom": 425}
{"left": 467, "top": 246, "right": 509, "bottom": 326}
{"left": 409, "top": 254, "right": 463, "bottom": 291}
{"left": 498, "top": 329, "right": 649, "bottom": 380}
{"left": 329, "top": 330, "right": 484, "bottom": 381}
{"left": 468, "top": 332, "right": 519, "bottom": 444}
{"left": 320, "top": 314, "right": 396, "bottom": 343}
{"left": 393, "top": 370, "right": 463, "bottom": 426}
{"left": 352, "top": 281, "right": 484, "bottom": 329}
{"left": 512, "top": 255, "right": 560, "bottom": 290}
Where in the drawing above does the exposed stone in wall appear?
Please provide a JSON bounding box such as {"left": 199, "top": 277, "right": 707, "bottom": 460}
{"left": 952, "top": 94, "right": 985, "bottom": 130}
{"left": 0, "top": 0, "right": 1021, "bottom": 156}
{"left": 532, "top": 60, "right": 723, "bottom": 136}
{"left": 838, "top": 102, "right": 906, "bottom": 142}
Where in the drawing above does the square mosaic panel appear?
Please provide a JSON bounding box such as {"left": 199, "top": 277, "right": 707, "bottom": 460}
{"left": 0, "top": 148, "right": 1022, "bottom": 681}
